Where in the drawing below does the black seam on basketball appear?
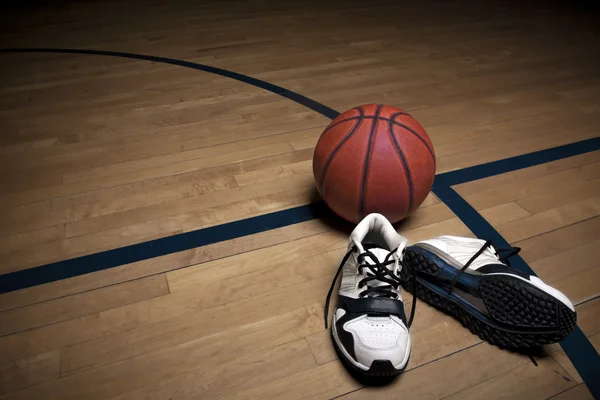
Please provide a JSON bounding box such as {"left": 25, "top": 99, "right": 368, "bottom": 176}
{"left": 359, "top": 104, "right": 383, "bottom": 219}
{"left": 380, "top": 113, "right": 409, "bottom": 119}
{"left": 388, "top": 113, "right": 414, "bottom": 214}
{"left": 392, "top": 120, "right": 436, "bottom": 169}
{"left": 321, "top": 116, "right": 361, "bottom": 135}
{"left": 321, "top": 114, "right": 409, "bottom": 131}
{"left": 319, "top": 108, "right": 365, "bottom": 197}
{"left": 320, "top": 107, "right": 363, "bottom": 136}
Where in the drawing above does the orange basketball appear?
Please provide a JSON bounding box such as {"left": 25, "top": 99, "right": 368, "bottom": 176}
{"left": 313, "top": 104, "right": 436, "bottom": 224}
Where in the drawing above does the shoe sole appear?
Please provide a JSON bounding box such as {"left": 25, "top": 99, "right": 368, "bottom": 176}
{"left": 403, "top": 248, "right": 577, "bottom": 348}
{"left": 330, "top": 328, "right": 408, "bottom": 377}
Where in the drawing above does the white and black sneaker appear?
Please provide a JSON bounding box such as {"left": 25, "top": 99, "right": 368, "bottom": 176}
{"left": 402, "top": 236, "right": 577, "bottom": 348}
{"left": 325, "top": 213, "right": 416, "bottom": 377}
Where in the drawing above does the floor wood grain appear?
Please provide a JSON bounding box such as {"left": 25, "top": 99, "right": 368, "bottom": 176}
{"left": 0, "top": 0, "right": 598, "bottom": 398}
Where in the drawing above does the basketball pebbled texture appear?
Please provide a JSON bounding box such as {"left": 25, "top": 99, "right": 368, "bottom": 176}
{"left": 313, "top": 104, "right": 436, "bottom": 223}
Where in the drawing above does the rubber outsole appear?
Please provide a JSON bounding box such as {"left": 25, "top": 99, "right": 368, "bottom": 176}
{"left": 402, "top": 248, "right": 577, "bottom": 348}
{"left": 330, "top": 329, "right": 408, "bottom": 377}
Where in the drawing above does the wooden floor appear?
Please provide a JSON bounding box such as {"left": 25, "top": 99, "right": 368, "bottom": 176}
{"left": 0, "top": 0, "right": 599, "bottom": 398}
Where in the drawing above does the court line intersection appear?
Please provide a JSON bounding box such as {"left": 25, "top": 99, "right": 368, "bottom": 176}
{"left": 1, "top": 48, "right": 598, "bottom": 397}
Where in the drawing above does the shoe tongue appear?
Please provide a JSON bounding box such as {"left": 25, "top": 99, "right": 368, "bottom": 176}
{"left": 363, "top": 248, "right": 390, "bottom": 264}
{"left": 349, "top": 214, "right": 407, "bottom": 256}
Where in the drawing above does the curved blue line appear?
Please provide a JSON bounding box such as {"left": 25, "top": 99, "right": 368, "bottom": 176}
{"left": 0, "top": 48, "right": 341, "bottom": 120}
{"left": 1, "top": 48, "right": 598, "bottom": 398}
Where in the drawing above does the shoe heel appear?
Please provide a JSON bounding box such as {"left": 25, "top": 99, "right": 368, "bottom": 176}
{"left": 478, "top": 276, "right": 576, "bottom": 335}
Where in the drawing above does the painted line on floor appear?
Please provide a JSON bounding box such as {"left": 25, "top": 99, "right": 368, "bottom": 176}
{"left": 0, "top": 48, "right": 341, "bottom": 120}
{"left": 1, "top": 47, "right": 598, "bottom": 398}
{"left": 0, "top": 202, "right": 328, "bottom": 293}
{"left": 433, "top": 184, "right": 600, "bottom": 398}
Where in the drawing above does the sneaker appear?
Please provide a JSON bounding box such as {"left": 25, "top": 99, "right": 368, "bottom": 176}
{"left": 324, "top": 213, "right": 416, "bottom": 376}
{"left": 402, "top": 236, "right": 577, "bottom": 348}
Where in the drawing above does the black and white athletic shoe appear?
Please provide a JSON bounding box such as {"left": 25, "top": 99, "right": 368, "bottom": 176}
{"left": 325, "top": 213, "right": 416, "bottom": 377}
{"left": 402, "top": 236, "right": 577, "bottom": 348}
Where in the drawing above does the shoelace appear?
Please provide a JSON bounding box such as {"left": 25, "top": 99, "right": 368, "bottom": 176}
{"left": 446, "top": 240, "right": 522, "bottom": 297}
{"left": 324, "top": 244, "right": 417, "bottom": 329}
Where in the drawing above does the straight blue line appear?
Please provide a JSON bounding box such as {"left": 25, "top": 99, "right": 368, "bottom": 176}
{"left": 433, "top": 185, "right": 600, "bottom": 399}
{"left": 1, "top": 138, "right": 598, "bottom": 293}
{"left": 0, "top": 203, "right": 327, "bottom": 293}
{"left": 2, "top": 47, "right": 599, "bottom": 399}
{"left": 435, "top": 137, "right": 600, "bottom": 189}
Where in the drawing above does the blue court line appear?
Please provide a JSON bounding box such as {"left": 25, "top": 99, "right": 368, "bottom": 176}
{"left": 433, "top": 185, "right": 600, "bottom": 398}
{"left": 1, "top": 47, "right": 599, "bottom": 398}
{"left": 0, "top": 202, "right": 327, "bottom": 293}
{"left": 0, "top": 48, "right": 341, "bottom": 120}
{"left": 4, "top": 135, "right": 593, "bottom": 293}
{"left": 435, "top": 137, "right": 600, "bottom": 189}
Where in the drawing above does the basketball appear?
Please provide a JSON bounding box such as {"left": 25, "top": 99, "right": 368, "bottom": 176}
{"left": 313, "top": 104, "right": 436, "bottom": 224}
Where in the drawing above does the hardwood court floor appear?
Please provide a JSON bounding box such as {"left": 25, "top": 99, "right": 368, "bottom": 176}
{"left": 0, "top": 0, "right": 599, "bottom": 398}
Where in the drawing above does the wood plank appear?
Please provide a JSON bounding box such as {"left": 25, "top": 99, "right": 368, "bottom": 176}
{"left": 443, "top": 355, "right": 576, "bottom": 400}
{"left": 1, "top": 145, "right": 300, "bottom": 237}
{"left": 396, "top": 202, "right": 455, "bottom": 232}
{"left": 336, "top": 343, "right": 530, "bottom": 400}
{"left": 420, "top": 192, "right": 441, "bottom": 208}
{"left": 530, "top": 239, "right": 600, "bottom": 285}
{"left": 480, "top": 201, "right": 531, "bottom": 226}
{"left": 0, "top": 350, "right": 60, "bottom": 396}
{"left": 408, "top": 90, "right": 569, "bottom": 128}
{"left": 166, "top": 237, "right": 345, "bottom": 294}
{"left": 576, "top": 298, "right": 600, "bottom": 337}
{"left": 109, "top": 339, "right": 317, "bottom": 400}
{"left": 0, "top": 129, "right": 318, "bottom": 209}
{"left": 61, "top": 139, "right": 313, "bottom": 187}
{"left": 559, "top": 84, "right": 600, "bottom": 99}
{"left": 454, "top": 151, "right": 600, "bottom": 197}
{"left": 0, "top": 305, "right": 324, "bottom": 400}
{"left": 517, "top": 177, "right": 600, "bottom": 215}
{"left": 435, "top": 114, "right": 600, "bottom": 174}
{"left": 0, "top": 235, "right": 331, "bottom": 366}
{"left": 0, "top": 105, "right": 324, "bottom": 179}
{"left": 50, "top": 174, "right": 238, "bottom": 226}
{"left": 0, "top": 219, "right": 326, "bottom": 311}
{"left": 550, "top": 384, "right": 594, "bottom": 400}
{"left": 0, "top": 275, "right": 169, "bottom": 336}
{"left": 550, "top": 333, "right": 600, "bottom": 384}
{"left": 403, "top": 218, "right": 473, "bottom": 244}
{"left": 0, "top": 226, "right": 63, "bottom": 255}
{"left": 552, "top": 264, "right": 600, "bottom": 305}
{"left": 497, "top": 198, "right": 600, "bottom": 243}
{"left": 517, "top": 217, "right": 600, "bottom": 263}
{"left": 63, "top": 172, "right": 314, "bottom": 240}
{"left": 304, "top": 331, "right": 334, "bottom": 366}
{"left": 233, "top": 159, "right": 312, "bottom": 187}
{"left": 463, "top": 161, "right": 600, "bottom": 212}
{"left": 58, "top": 276, "right": 332, "bottom": 376}
{"left": 225, "top": 361, "right": 362, "bottom": 400}
{"left": 1, "top": 2, "right": 599, "bottom": 399}
{"left": 1, "top": 183, "right": 315, "bottom": 275}
{"left": 236, "top": 341, "right": 530, "bottom": 400}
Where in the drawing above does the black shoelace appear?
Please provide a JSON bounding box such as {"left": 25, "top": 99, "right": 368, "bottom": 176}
{"left": 324, "top": 244, "right": 417, "bottom": 329}
{"left": 445, "top": 240, "right": 522, "bottom": 298}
